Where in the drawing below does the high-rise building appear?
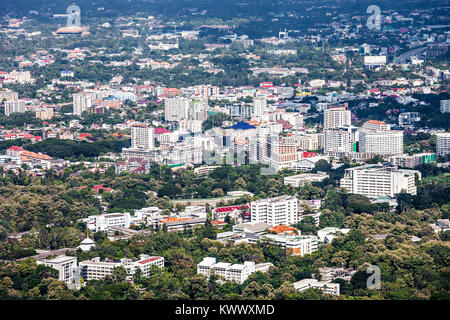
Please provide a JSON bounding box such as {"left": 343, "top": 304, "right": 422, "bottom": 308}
{"left": 164, "top": 97, "right": 190, "bottom": 122}
{"left": 131, "top": 124, "right": 154, "bottom": 150}
{"left": 37, "top": 255, "right": 78, "bottom": 288}
{"left": 362, "top": 120, "right": 391, "bottom": 131}
{"left": 323, "top": 105, "right": 351, "bottom": 129}
{"left": 440, "top": 100, "right": 450, "bottom": 113}
{"left": 436, "top": 132, "right": 450, "bottom": 157}
{"left": 252, "top": 97, "right": 267, "bottom": 119}
{"left": 340, "top": 164, "right": 420, "bottom": 198}
{"left": 324, "top": 127, "right": 354, "bottom": 153}
{"left": 73, "top": 92, "right": 93, "bottom": 116}
{"left": 266, "top": 135, "right": 301, "bottom": 171}
{"left": 251, "top": 195, "right": 298, "bottom": 226}
{"left": 4, "top": 100, "right": 25, "bottom": 116}
{"left": 359, "top": 129, "right": 403, "bottom": 155}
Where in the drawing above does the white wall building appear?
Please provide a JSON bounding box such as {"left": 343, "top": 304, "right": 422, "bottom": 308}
{"left": 436, "top": 132, "right": 450, "bottom": 157}
{"left": 165, "top": 97, "right": 190, "bottom": 122}
{"left": 323, "top": 105, "right": 351, "bottom": 129}
{"left": 251, "top": 195, "right": 298, "bottom": 226}
{"left": 340, "top": 164, "right": 420, "bottom": 197}
{"left": 37, "top": 255, "right": 78, "bottom": 288}
{"left": 4, "top": 100, "right": 25, "bottom": 116}
{"left": 87, "top": 212, "right": 131, "bottom": 232}
{"left": 131, "top": 124, "right": 154, "bottom": 150}
{"left": 359, "top": 129, "right": 403, "bottom": 155}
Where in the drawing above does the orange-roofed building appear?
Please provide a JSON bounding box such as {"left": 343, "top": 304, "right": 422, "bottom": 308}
{"left": 270, "top": 225, "right": 299, "bottom": 235}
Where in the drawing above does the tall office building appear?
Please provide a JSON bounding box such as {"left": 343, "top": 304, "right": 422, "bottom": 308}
{"left": 73, "top": 92, "right": 93, "bottom": 116}
{"left": 359, "top": 129, "right": 403, "bottom": 155}
{"left": 340, "top": 164, "right": 420, "bottom": 198}
{"left": 131, "top": 124, "right": 154, "bottom": 150}
{"left": 323, "top": 105, "right": 351, "bottom": 129}
{"left": 436, "top": 132, "right": 450, "bottom": 157}
{"left": 4, "top": 100, "right": 25, "bottom": 116}
{"left": 440, "top": 100, "right": 450, "bottom": 114}
{"left": 324, "top": 127, "right": 354, "bottom": 153}
{"left": 253, "top": 97, "right": 267, "bottom": 119}
{"left": 251, "top": 195, "right": 298, "bottom": 226}
{"left": 164, "top": 97, "right": 190, "bottom": 122}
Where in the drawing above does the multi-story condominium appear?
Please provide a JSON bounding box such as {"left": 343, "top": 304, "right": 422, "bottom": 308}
{"left": 164, "top": 97, "right": 190, "bottom": 122}
{"left": 80, "top": 255, "right": 164, "bottom": 281}
{"left": 398, "top": 112, "right": 421, "bottom": 127}
{"left": 361, "top": 120, "right": 391, "bottom": 131}
{"left": 37, "top": 255, "right": 78, "bottom": 288}
{"left": 340, "top": 164, "right": 421, "bottom": 198}
{"left": 86, "top": 212, "right": 131, "bottom": 232}
{"left": 73, "top": 92, "right": 93, "bottom": 116}
{"left": 293, "top": 278, "right": 340, "bottom": 296}
{"left": 35, "top": 107, "right": 54, "bottom": 120}
{"left": 0, "top": 90, "right": 18, "bottom": 101}
{"left": 252, "top": 97, "right": 267, "bottom": 119}
{"left": 359, "top": 129, "right": 403, "bottom": 155}
{"left": 266, "top": 136, "right": 301, "bottom": 171}
{"left": 389, "top": 153, "right": 436, "bottom": 168}
{"left": 324, "top": 127, "right": 354, "bottom": 153}
{"left": 283, "top": 172, "right": 329, "bottom": 187}
{"left": 440, "top": 100, "right": 450, "bottom": 113}
{"left": 297, "top": 133, "right": 322, "bottom": 151}
{"left": 131, "top": 124, "right": 154, "bottom": 150}
{"left": 197, "top": 257, "right": 272, "bottom": 284}
{"left": 436, "top": 132, "right": 450, "bottom": 157}
{"left": 323, "top": 105, "right": 351, "bottom": 129}
{"left": 251, "top": 195, "right": 298, "bottom": 226}
{"left": 260, "top": 233, "right": 318, "bottom": 256}
{"left": 179, "top": 119, "right": 203, "bottom": 133}
{"left": 4, "top": 100, "right": 25, "bottom": 116}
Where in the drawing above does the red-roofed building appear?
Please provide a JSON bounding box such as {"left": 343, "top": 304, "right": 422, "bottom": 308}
{"left": 6, "top": 146, "right": 24, "bottom": 156}
{"left": 93, "top": 185, "right": 114, "bottom": 193}
{"left": 212, "top": 204, "right": 250, "bottom": 221}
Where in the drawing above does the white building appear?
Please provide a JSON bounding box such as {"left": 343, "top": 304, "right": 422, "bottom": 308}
{"left": 197, "top": 257, "right": 272, "bottom": 284}
{"left": 4, "top": 100, "right": 25, "bottom": 116}
{"left": 252, "top": 97, "right": 267, "bottom": 119}
{"left": 251, "top": 195, "right": 298, "bottom": 226}
{"left": 340, "top": 164, "right": 420, "bottom": 197}
{"left": 317, "top": 227, "right": 351, "bottom": 243}
{"left": 440, "top": 100, "right": 450, "bottom": 113}
{"left": 293, "top": 278, "right": 340, "bottom": 296}
{"left": 284, "top": 172, "right": 329, "bottom": 187}
{"left": 37, "top": 255, "right": 78, "bottom": 288}
{"left": 436, "top": 132, "right": 450, "bottom": 157}
{"left": 323, "top": 105, "right": 351, "bottom": 129}
{"left": 359, "top": 129, "right": 403, "bottom": 155}
{"left": 324, "top": 127, "right": 353, "bottom": 153}
{"left": 131, "top": 124, "right": 154, "bottom": 150}
{"left": 87, "top": 212, "right": 131, "bottom": 232}
{"left": 80, "top": 255, "right": 164, "bottom": 281}
{"left": 260, "top": 233, "right": 318, "bottom": 256}
{"left": 165, "top": 97, "right": 190, "bottom": 122}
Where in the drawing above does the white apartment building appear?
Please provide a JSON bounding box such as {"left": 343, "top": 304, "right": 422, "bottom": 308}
{"left": 293, "top": 278, "right": 340, "bottom": 296}
{"left": 73, "top": 92, "right": 93, "bottom": 116}
{"left": 266, "top": 136, "right": 301, "bottom": 171}
{"left": 80, "top": 255, "right": 164, "bottom": 281}
{"left": 251, "top": 195, "right": 298, "bottom": 226}
{"left": 359, "top": 129, "right": 403, "bottom": 155}
{"left": 179, "top": 119, "right": 203, "bottom": 133}
{"left": 87, "top": 212, "right": 131, "bottom": 232}
{"left": 297, "top": 133, "right": 322, "bottom": 151}
{"left": 260, "top": 233, "right": 318, "bottom": 256}
{"left": 361, "top": 120, "right": 391, "bottom": 131}
{"left": 324, "top": 127, "right": 353, "bottom": 153}
{"left": 0, "top": 90, "right": 18, "bottom": 101}
{"left": 252, "top": 97, "right": 267, "bottom": 119}
{"left": 436, "top": 132, "right": 450, "bottom": 157}
{"left": 131, "top": 124, "right": 154, "bottom": 150}
{"left": 284, "top": 172, "right": 329, "bottom": 187}
{"left": 197, "top": 257, "right": 272, "bottom": 284}
{"left": 340, "top": 164, "right": 421, "bottom": 197}
{"left": 440, "top": 100, "right": 450, "bottom": 113}
{"left": 4, "top": 100, "right": 25, "bottom": 116}
{"left": 164, "top": 97, "right": 190, "bottom": 122}
{"left": 37, "top": 255, "right": 78, "bottom": 288}
{"left": 323, "top": 105, "right": 351, "bottom": 129}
